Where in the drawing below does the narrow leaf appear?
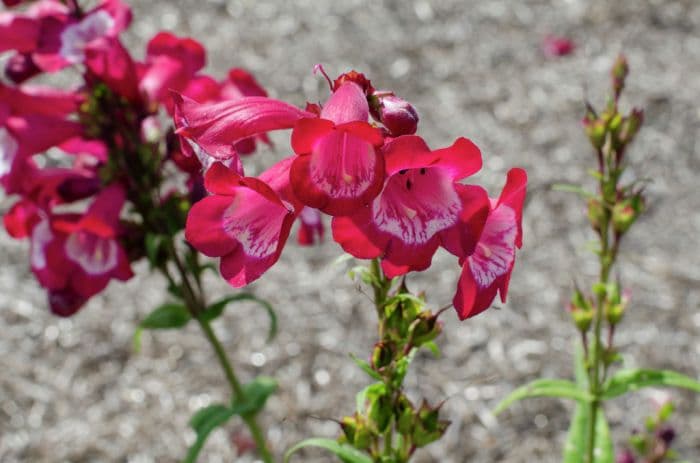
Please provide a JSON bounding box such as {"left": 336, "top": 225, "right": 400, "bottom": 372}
{"left": 552, "top": 183, "right": 595, "bottom": 198}
{"left": 284, "top": 438, "right": 373, "bottom": 463}
{"left": 231, "top": 376, "right": 277, "bottom": 417}
{"left": 140, "top": 303, "right": 190, "bottom": 329}
{"left": 349, "top": 353, "right": 382, "bottom": 381}
{"left": 184, "top": 404, "right": 236, "bottom": 463}
{"left": 602, "top": 369, "right": 700, "bottom": 400}
{"left": 494, "top": 379, "right": 593, "bottom": 415}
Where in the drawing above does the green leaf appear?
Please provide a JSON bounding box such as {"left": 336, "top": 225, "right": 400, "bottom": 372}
{"left": 200, "top": 293, "right": 277, "bottom": 342}
{"left": 184, "top": 404, "right": 236, "bottom": 463}
{"left": 601, "top": 369, "right": 700, "bottom": 400}
{"left": 573, "top": 341, "right": 589, "bottom": 389}
{"left": 231, "top": 376, "right": 277, "bottom": 417}
{"left": 563, "top": 403, "right": 613, "bottom": 463}
{"left": 494, "top": 379, "right": 593, "bottom": 415}
{"left": 423, "top": 340, "right": 440, "bottom": 358}
{"left": 350, "top": 353, "right": 382, "bottom": 381}
{"left": 140, "top": 303, "right": 190, "bottom": 329}
{"left": 284, "top": 438, "right": 373, "bottom": 463}
{"left": 132, "top": 327, "right": 143, "bottom": 353}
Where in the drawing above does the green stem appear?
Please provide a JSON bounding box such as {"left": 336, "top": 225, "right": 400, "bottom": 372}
{"left": 196, "top": 317, "right": 273, "bottom": 463}
{"left": 164, "top": 239, "right": 274, "bottom": 463}
{"left": 586, "top": 200, "right": 613, "bottom": 463}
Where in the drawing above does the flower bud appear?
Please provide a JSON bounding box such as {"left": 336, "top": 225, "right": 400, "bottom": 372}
{"left": 568, "top": 288, "right": 593, "bottom": 332}
{"left": 377, "top": 95, "right": 419, "bottom": 136}
{"left": 395, "top": 394, "right": 415, "bottom": 436}
{"left": 656, "top": 425, "right": 676, "bottom": 445}
{"left": 412, "top": 400, "right": 450, "bottom": 448}
{"left": 4, "top": 53, "right": 41, "bottom": 84}
{"left": 612, "top": 195, "right": 644, "bottom": 235}
{"left": 340, "top": 414, "right": 373, "bottom": 450}
{"left": 611, "top": 54, "right": 629, "bottom": 99}
{"left": 408, "top": 311, "right": 442, "bottom": 347}
{"left": 615, "top": 449, "right": 636, "bottom": 463}
{"left": 619, "top": 108, "right": 644, "bottom": 146}
{"left": 587, "top": 197, "right": 605, "bottom": 231}
{"left": 371, "top": 341, "right": 396, "bottom": 371}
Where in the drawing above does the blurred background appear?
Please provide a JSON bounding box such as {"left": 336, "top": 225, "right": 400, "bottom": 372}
{"left": 1, "top": 0, "right": 699, "bottom": 461}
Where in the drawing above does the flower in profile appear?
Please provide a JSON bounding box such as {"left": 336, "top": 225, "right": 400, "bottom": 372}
{"left": 451, "top": 168, "right": 527, "bottom": 319}
{"left": 25, "top": 186, "right": 134, "bottom": 316}
{"left": 185, "top": 158, "right": 301, "bottom": 287}
{"left": 332, "top": 135, "right": 484, "bottom": 277}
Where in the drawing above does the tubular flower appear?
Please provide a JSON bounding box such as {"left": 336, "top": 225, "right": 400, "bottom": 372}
{"left": 332, "top": 135, "right": 484, "bottom": 277}
{"left": 451, "top": 168, "right": 527, "bottom": 319}
{"left": 290, "top": 82, "right": 385, "bottom": 216}
{"left": 27, "top": 186, "right": 134, "bottom": 316}
{"left": 185, "top": 157, "right": 302, "bottom": 287}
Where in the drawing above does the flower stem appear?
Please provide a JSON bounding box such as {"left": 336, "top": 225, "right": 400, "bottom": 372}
{"left": 164, "top": 240, "right": 274, "bottom": 463}
{"left": 196, "top": 316, "right": 274, "bottom": 463}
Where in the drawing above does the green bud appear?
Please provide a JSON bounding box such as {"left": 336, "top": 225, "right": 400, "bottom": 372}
{"left": 395, "top": 394, "right": 415, "bottom": 436}
{"left": 611, "top": 54, "right": 629, "bottom": 99}
{"left": 583, "top": 118, "right": 607, "bottom": 150}
{"left": 619, "top": 108, "right": 644, "bottom": 145}
{"left": 612, "top": 194, "right": 644, "bottom": 234}
{"left": 371, "top": 341, "right": 396, "bottom": 371}
{"left": 341, "top": 414, "right": 373, "bottom": 450}
{"left": 368, "top": 392, "right": 393, "bottom": 434}
{"left": 408, "top": 311, "right": 442, "bottom": 347}
{"left": 412, "top": 401, "right": 450, "bottom": 448}
{"left": 587, "top": 197, "right": 605, "bottom": 231}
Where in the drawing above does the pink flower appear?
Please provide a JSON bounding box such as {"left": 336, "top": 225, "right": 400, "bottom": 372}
{"left": 173, "top": 92, "right": 313, "bottom": 161}
{"left": 26, "top": 186, "right": 134, "bottom": 316}
{"left": 84, "top": 36, "right": 139, "bottom": 101}
{"left": 139, "top": 32, "right": 206, "bottom": 108}
{"left": 297, "top": 207, "right": 325, "bottom": 246}
{"left": 185, "top": 158, "right": 301, "bottom": 287}
{"left": 542, "top": 35, "right": 575, "bottom": 58}
{"left": 451, "top": 168, "right": 527, "bottom": 320}
{"left": 332, "top": 135, "right": 484, "bottom": 277}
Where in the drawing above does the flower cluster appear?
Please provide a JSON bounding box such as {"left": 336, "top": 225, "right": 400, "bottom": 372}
{"left": 0, "top": 0, "right": 274, "bottom": 316}
{"left": 177, "top": 67, "right": 527, "bottom": 319}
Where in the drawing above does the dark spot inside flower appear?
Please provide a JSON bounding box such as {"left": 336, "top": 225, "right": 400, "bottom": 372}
{"left": 406, "top": 179, "right": 412, "bottom": 190}
{"left": 420, "top": 168, "right": 426, "bottom": 175}
{"left": 399, "top": 169, "right": 407, "bottom": 175}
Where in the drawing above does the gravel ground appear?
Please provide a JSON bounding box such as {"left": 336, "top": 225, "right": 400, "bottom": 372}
{"left": 1, "top": 0, "right": 700, "bottom": 462}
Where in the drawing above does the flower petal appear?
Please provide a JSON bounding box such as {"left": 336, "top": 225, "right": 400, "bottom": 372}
{"left": 320, "top": 82, "right": 368, "bottom": 124}
{"left": 173, "top": 93, "right": 313, "bottom": 160}
{"left": 290, "top": 128, "right": 384, "bottom": 215}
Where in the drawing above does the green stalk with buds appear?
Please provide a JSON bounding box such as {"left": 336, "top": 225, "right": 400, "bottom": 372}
{"left": 494, "top": 56, "right": 700, "bottom": 463}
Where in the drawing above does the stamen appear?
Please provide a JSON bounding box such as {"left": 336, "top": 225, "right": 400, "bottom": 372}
{"left": 313, "top": 64, "right": 333, "bottom": 91}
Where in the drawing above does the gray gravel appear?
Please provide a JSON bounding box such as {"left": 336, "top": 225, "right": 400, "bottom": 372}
{"left": 2, "top": 0, "right": 700, "bottom": 462}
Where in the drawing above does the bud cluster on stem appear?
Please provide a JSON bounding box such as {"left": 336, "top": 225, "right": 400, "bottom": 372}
{"left": 338, "top": 260, "right": 449, "bottom": 462}
{"left": 578, "top": 55, "right": 646, "bottom": 463}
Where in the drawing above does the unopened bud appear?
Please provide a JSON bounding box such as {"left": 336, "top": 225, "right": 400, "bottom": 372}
{"left": 340, "top": 414, "right": 373, "bottom": 450}
{"left": 409, "top": 311, "right": 442, "bottom": 347}
{"left": 583, "top": 118, "right": 607, "bottom": 150}
{"left": 619, "top": 108, "right": 644, "bottom": 145}
{"left": 413, "top": 400, "right": 449, "bottom": 448}
{"left": 587, "top": 197, "right": 605, "bottom": 231}
{"left": 378, "top": 96, "right": 419, "bottom": 136}
{"left": 612, "top": 195, "right": 644, "bottom": 234}
{"left": 615, "top": 449, "right": 636, "bottom": 463}
{"left": 371, "top": 341, "right": 396, "bottom": 371}
{"left": 611, "top": 55, "right": 629, "bottom": 99}
{"left": 5, "top": 53, "right": 41, "bottom": 84}
{"left": 656, "top": 425, "right": 676, "bottom": 445}
{"left": 569, "top": 288, "right": 593, "bottom": 332}
{"left": 395, "top": 394, "right": 415, "bottom": 435}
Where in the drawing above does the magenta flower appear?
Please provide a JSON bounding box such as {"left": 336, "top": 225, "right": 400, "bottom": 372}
{"left": 173, "top": 92, "right": 313, "bottom": 161}
{"left": 451, "top": 168, "right": 527, "bottom": 319}
{"left": 185, "top": 158, "right": 301, "bottom": 288}
{"left": 332, "top": 135, "right": 483, "bottom": 277}
{"left": 296, "top": 207, "right": 325, "bottom": 246}
{"left": 26, "top": 186, "right": 134, "bottom": 316}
